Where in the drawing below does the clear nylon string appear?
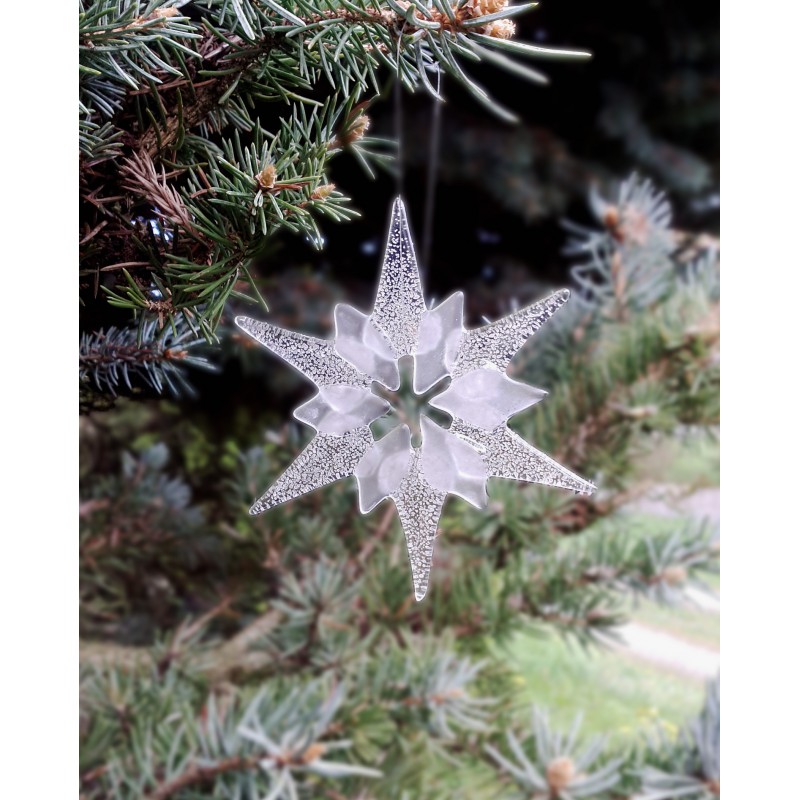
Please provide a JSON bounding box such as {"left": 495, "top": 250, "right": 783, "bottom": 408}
{"left": 394, "top": 29, "right": 406, "bottom": 198}
{"left": 421, "top": 67, "right": 443, "bottom": 277}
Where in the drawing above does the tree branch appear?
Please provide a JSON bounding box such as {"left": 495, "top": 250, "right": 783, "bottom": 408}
{"left": 146, "top": 755, "right": 261, "bottom": 800}
{"left": 80, "top": 608, "right": 283, "bottom": 684}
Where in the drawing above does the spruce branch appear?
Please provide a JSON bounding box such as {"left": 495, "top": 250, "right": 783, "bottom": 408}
{"left": 80, "top": 608, "right": 285, "bottom": 682}
{"left": 79, "top": 317, "right": 214, "bottom": 403}
{"left": 145, "top": 754, "right": 263, "bottom": 800}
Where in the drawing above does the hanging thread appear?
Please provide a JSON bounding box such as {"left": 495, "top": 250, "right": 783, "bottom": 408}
{"left": 394, "top": 27, "right": 407, "bottom": 198}
{"left": 393, "top": 39, "right": 444, "bottom": 283}
{"left": 421, "top": 66, "right": 443, "bottom": 274}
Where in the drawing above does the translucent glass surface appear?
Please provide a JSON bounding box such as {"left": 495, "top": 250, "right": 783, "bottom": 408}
{"left": 354, "top": 424, "right": 413, "bottom": 513}
{"left": 294, "top": 385, "right": 390, "bottom": 435}
{"left": 333, "top": 303, "right": 400, "bottom": 390}
{"left": 413, "top": 291, "right": 464, "bottom": 394}
{"left": 419, "top": 416, "right": 488, "bottom": 509}
{"left": 430, "top": 367, "right": 546, "bottom": 430}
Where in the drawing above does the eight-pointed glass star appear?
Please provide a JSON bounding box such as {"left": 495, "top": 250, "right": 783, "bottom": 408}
{"left": 235, "top": 198, "right": 595, "bottom": 601}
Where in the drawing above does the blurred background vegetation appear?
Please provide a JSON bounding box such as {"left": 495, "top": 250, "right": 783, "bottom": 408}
{"left": 79, "top": 0, "right": 719, "bottom": 797}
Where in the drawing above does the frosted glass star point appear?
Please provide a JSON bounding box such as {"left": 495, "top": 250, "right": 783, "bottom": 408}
{"left": 236, "top": 197, "right": 595, "bottom": 600}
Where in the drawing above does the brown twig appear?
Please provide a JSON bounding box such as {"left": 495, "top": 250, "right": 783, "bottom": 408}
{"left": 146, "top": 755, "right": 262, "bottom": 800}
{"left": 357, "top": 503, "right": 397, "bottom": 565}
{"left": 127, "top": 77, "right": 218, "bottom": 97}
{"left": 79, "top": 607, "right": 284, "bottom": 683}
{"left": 145, "top": 738, "right": 334, "bottom": 799}
{"left": 119, "top": 151, "right": 195, "bottom": 232}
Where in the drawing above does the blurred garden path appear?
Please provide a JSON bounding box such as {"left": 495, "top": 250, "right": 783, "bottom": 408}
{"left": 618, "top": 482, "right": 720, "bottom": 679}
{"left": 631, "top": 484, "right": 720, "bottom": 527}
{"left": 616, "top": 621, "right": 719, "bottom": 679}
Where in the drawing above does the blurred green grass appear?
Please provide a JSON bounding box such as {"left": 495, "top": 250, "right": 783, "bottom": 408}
{"left": 498, "top": 630, "right": 707, "bottom": 744}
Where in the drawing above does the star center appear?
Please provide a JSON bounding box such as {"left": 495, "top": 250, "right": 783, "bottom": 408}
{"left": 370, "top": 356, "right": 451, "bottom": 446}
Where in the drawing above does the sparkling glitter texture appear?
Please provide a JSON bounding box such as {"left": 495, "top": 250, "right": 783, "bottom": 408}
{"left": 236, "top": 198, "right": 595, "bottom": 601}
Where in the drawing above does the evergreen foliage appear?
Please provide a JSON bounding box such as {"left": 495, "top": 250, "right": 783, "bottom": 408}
{"left": 80, "top": 318, "right": 215, "bottom": 410}
{"left": 79, "top": 0, "right": 587, "bottom": 387}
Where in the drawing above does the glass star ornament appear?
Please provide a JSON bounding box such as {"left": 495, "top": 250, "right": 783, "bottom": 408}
{"left": 236, "top": 198, "right": 595, "bottom": 601}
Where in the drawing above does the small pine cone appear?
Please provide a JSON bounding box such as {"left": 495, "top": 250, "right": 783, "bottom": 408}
{"left": 311, "top": 183, "right": 336, "bottom": 200}
{"left": 485, "top": 19, "right": 516, "bottom": 39}
{"left": 547, "top": 756, "right": 576, "bottom": 793}
{"left": 256, "top": 163, "right": 276, "bottom": 190}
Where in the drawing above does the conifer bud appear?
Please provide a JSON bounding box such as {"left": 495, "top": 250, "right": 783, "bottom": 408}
{"left": 312, "top": 183, "right": 336, "bottom": 200}
{"left": 348, "top": 114, "right": 370, "bottom": 142}
{"left": 547, "top": 756, "right": 576, "bottom": 793}
{"left": 256, "top": 164, "right": 276, "bottom": 190}
{"left": 468, "top": 0, "right": 508, "bottom": 16}
{"left": 485, "top": 19, "right": 516, "bottom": 39}
{"left": 603, "top": 205, "right": 620, "bottom": 230}
{"left": 299, "top": 743, "right": 326, "bottom": 764}
{"left": 662, "top": 565, "right": 688, "bottom": 586}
